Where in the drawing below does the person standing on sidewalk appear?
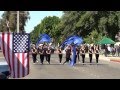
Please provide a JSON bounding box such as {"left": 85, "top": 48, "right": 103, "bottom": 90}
{"left": 89, "top": 46, "right": 93, "bottom": 64}
{"left": 95, "top": 45, "right": 100, "bottom": 64}
{"left": 116, "top": 44, "right": 120, "bottom": 57}
{"left": 57, "top": 47, "right": 63, "bottom": 64}
{"left": 104, "top": 45, "right": 108, "bottom": 57}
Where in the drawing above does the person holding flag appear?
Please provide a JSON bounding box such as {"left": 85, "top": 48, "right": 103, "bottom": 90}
{"left": 70, "top": 43, "right": 77, "bottom": 66}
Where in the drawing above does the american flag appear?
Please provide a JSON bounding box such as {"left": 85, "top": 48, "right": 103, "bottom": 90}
{"left": 0, "top": 32, "right": 30, "bottom": 78}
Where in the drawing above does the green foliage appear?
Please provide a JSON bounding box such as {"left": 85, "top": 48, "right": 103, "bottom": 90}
{"left": 84, "top": 29, "right": 103, "bottom": 44}
{"left": 57, "top": 11, "right": 120, "bottom": 43}
{"left": 0, "top": 11, "right": 30, "bottom": 32}
{"left": 30, "top": 16, "right": 60, "bottom": 44}
{"left": 31, "top": 11, "right": 120, "bottom": 45}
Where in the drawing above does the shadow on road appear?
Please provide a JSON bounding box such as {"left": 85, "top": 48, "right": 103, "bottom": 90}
{"left": 32, "top": 63, "right": 108, "bottom": 66}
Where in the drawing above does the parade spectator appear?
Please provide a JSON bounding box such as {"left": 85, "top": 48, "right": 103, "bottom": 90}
{"left": 111, "top": 46, "right": 116, "bottom": 56}
{"left": 118, "top": 44, "right": 120, "bottom": 57}
{"left": 104, "top": 45, "right": 108, "bottom": 57}
{"left": 107, "top": 45, "right": 111, "bottom": 54}
{"left": 116, "top": 44, "right": 120, "bottom": 57}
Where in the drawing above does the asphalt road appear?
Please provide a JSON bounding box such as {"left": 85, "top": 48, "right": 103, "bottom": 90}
{"left": 22, "top": 54, "right": 120, "bottom": 79}
{"left": 1, "top": 54, "right": 120, "bottom": 79}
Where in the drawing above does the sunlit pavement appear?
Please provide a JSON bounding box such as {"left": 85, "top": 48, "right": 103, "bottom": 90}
{"left": 1, "top": 52, "right": 120, "bottom": 79}
{"left": 20, "top": 54, "right": 120, "bottom": 79}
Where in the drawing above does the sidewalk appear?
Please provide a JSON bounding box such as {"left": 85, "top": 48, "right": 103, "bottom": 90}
{"left": 85, "top": 53, "right": 120, "bottom": 63}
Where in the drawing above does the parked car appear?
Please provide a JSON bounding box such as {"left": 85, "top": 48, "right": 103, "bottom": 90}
{"left": 0, "top": 71, "right": 10, "bottom": 79}
{"left": 0, "top": 62, "right": 10, "bottom": 79}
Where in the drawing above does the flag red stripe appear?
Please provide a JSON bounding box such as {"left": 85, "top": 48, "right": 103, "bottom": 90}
{"left": 22, "top": 53, "right": 25, "bottom": 77}
{"left": 27, "top": 53, "right": 29, "bottom": 74}
{"left": 14, "top": 53, "right": 18, "bottom": 78}
{"left": 12, "top": 51, "right": 15, "bottom": 78}
{"left": 7, "top": 33, "right": 11, "bottom": 72}
{"left": 19, "top": 53, "right": 22, "bottom": 78}
{"left": 3, "top": 33, "right": 8, "bottom": 63}
{"left": 2, "top": 33, "right": 5, "bottom": 58}
{"left": 17, "top": 53, "right": 20, "bottom": 78}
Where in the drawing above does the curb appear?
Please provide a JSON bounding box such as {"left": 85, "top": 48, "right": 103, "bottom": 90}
{"left": 110, "top": 60, "right": 120, "bottom": 63}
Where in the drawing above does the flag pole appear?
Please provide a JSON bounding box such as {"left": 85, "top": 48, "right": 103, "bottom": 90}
{"left": 17, "top": 11, "right": 19, "bottom": 33}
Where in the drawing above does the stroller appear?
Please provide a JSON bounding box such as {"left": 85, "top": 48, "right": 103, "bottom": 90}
{"left": 0, "top": 71, "right": 10, "bottom": 79}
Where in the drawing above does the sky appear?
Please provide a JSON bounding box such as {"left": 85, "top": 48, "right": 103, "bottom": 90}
{"left": 0, "top": 11, "right": 63, "bottom": 33}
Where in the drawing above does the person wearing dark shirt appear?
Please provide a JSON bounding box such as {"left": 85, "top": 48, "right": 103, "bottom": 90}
{"left": 95, "top": 45, "right": 100, "bottom": 64}
{"left": 63, "top": 46, "right": 71, "bottom": 65}
{"left": 80, "top": 45, "right": 85, "bottom": 65}
{"left": 58, "top": 47, "right": 63, "bottom": 64}
{"left": 46, "top": 47, "right": 51, "bottom": 64}
{"left": 89, "top": 46, "right": 93, "bottom": 64}
{"left": 31, "top": 45, "right": 37, "bottom": 64}
{"left": 76, "top": 47, "right": 80, "bottom": 63}
{"left": 38, "top": 45, "right": 44, "bottom": 64}
{"left": 43, "top": 45, "right": 48, "bottom": 62}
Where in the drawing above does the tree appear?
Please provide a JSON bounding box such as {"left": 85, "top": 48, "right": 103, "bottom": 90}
{"left": 30, "top": 16, "right": 60, "bottom": 45}
{"left": 58, "top": 11, "right": 120, "bottom": 43}
{"left": 0, "top": 11, "right": 30, "bottom": 32}
{"left": 30, "top": 11, "right": 120, "bottom": 45}
{"left": 84, "top": 29, "right": 103, "bottom": 44}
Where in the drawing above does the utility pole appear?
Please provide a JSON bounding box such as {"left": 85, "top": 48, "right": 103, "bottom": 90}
{"left": 17, "top": 11, "right": 19, "bottom": 33}
{"left": 6, "top": 20, "right": 10, "bottom": 32}
{"left": 11, "top": 11, "right": 27, "bottom": 33}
